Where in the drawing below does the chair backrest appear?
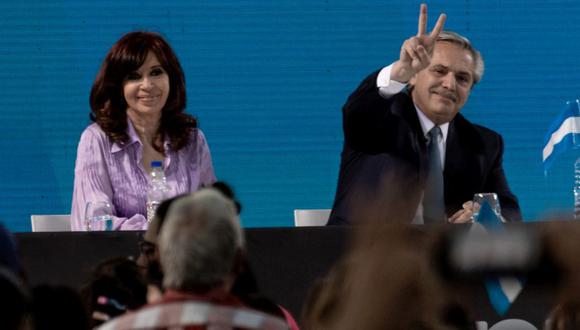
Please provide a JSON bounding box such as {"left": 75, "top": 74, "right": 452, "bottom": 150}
{"left": 294, "top": 209, "right": 331, "bottom": 227}
{"left": 30, "top": 215, "right": 71, "bottom": 232}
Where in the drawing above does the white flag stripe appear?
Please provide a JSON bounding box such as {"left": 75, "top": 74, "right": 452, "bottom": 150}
{"left": 498, "top": 276, "right": 523, "bottom": 303}
{"left": 542, "top": 116, "right": 580, "bottom": 161}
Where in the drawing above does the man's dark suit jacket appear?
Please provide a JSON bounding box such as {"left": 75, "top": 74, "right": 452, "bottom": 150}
{"left": 327, "top": 70, "right": 522, "bottom": 225}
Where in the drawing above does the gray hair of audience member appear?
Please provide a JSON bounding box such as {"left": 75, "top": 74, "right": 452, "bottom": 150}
{"left": 437, "top": 31, "right": 484, "bottom": 85}
{"left": 159, "top": 188, "right": 243, "bottom": 291}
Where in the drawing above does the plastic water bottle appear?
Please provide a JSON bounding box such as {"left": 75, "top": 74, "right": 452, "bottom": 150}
{"left": 147, "top": 161, "right": 169, "bottom": 223}
{"left": 575, "top": 157, "right": 580, "bottom": 219}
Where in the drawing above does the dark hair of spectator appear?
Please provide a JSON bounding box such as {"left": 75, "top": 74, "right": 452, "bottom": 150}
{"left": 212, "top": 181, "right": 242, "bottom": 214}
{"left": 80, "top": 257, "right": 147, "bottom": 328}
{"left": 0, "top": 267, "right": 29, "bottom": 330}
{"left": 151, "top": 182, "right": 240, "bottom": 239}
{"left": 89, "top": 31, "right": 196, "bottom": 153}
{"left": 0, "top": 223, "right": 21, "bottom": 275}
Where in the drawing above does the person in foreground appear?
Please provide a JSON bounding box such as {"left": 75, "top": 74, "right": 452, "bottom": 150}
{"left": 98, "top": 188, "right": 288, "bottom": 330}
{"left": 305, "top": 191, "right": 476, "bottom": 330}
{"left": 0, "top": 223, "right": 30, "bottom": 330}
{"left": 80, "top": 257, "right": 147, "bottom": 328}
{"left": 328, "top": 4, "right": 521, "bottom": 225}
{"left": 136, "top": 183, "right": 299, "bottom": 329}
{"left": 71, "top": 31, "right": 216, "bottom": 231}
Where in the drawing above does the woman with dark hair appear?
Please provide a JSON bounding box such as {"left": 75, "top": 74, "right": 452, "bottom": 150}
{"left": 71, "top": 31, "right": 215, "bottom": 231}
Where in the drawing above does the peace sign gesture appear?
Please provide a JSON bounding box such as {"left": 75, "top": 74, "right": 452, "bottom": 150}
{"left": 391, "top": 4, "right": 446, "bottom": 83}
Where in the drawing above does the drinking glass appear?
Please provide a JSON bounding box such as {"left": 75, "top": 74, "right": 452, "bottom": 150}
{"left": 85, "top": 201, "right": 113, "bottom": 231}
{"left": 471, "top": 193, "right": 504, "bottom": 223}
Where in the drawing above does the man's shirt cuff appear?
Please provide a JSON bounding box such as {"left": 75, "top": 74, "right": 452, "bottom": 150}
{"left": 377, "top": 64, "right": 407, "bottom": 97}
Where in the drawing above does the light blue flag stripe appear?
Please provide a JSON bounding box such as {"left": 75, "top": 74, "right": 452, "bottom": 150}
{"left": 542, "top": 100, "right": 580, "bottom": 172}
{"left": 484, "top": 277, "right": 511, "bottom": 316}
{"left": 477, "top": 202, "right": 526, "bottom": 316}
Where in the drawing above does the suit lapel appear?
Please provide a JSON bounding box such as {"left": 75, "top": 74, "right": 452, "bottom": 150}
{"left": 391, "top": 93, "right": 430, "bottom": 179}
{"left": 444, "top": 121, "right": 464, "bottom": 184}
{"left": 391, "top": 93, "right": 423, "bottom": 136}
{"left": 443, "top": 115, "right": 484, "bottom": 213}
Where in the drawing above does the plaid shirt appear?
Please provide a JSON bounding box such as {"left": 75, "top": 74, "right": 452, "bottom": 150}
{"left": 97, "top": 289, "right": 289, "bottom": 330}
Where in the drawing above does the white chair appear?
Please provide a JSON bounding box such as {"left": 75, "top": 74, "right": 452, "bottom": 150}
{"left": 30, "top": 215, "right": 71, "bottom": 232}
{"left": 293, "top": 209, "right": 331, "bottom": 227}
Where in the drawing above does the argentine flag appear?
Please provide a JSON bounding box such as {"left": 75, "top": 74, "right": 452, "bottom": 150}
{"left": 474, "top": 202, "right": 526, "bottom": 316}
{"left": 542, "top": 100, "right": 580, "bottom": 173}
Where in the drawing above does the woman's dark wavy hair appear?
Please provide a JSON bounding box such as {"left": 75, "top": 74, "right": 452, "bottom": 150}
{"left": 89, "top": 31, "right": 197, "bottom": 152}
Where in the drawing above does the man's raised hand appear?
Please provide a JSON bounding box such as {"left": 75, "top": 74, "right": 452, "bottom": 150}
{"left": 391, "top": 4, "right": 446, "bottom": 83}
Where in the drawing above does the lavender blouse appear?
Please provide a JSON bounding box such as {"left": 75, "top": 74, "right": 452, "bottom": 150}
{"left": 70, "top": 122, "right": 216, "bottom": 231}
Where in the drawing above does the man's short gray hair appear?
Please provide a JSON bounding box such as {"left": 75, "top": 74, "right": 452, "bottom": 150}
{"left": 158, "top": 188, "right": 243, "bottom": 291}
{"left": 436, "top": 31, "right": 484, "bottom": 85}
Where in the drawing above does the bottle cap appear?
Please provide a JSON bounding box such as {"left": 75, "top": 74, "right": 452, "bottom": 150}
{"left": 151, "top": 161, "right": 163, "bottom": 168}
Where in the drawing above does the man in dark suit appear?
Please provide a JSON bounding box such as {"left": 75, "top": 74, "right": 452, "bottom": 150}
{"left": 328, "top": 4, "right": 521, "bottom": 225}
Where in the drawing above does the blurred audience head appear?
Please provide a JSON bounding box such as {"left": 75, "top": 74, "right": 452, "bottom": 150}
{"left": 301, "top": 251, "right": 359, "bottom": 329}
{"left": 143, "top": 193, "right": 189, "bottom": 246}
{"left": 32, "top": 285, "right": 89, "bottom": 330}
{"left": 0, "top": 223, "right": 21, "bottom": 275}
{"left": 542, "top": 222, "right": 580, "bottom": 330}
{"left": 304, "top": 175, "right": 475, "bottom": 330}
{"left": 138, "top": 182, "right": 241, "bottom": 290}
{"left": 80, "top": 257, "right": 147, "bottom": 328}
{"left": 211, "top": 181, "right": 242, "bottom": 214}
{"left": 138, "top": 194, "right": 188, "bottom": 290}
{"left": 0, "top": 266, "right": 29, "bottom": 330}
{"left": 159, "top": 187, "right": 242, "bottom": 292}
{"left": 0, "top": 224, "right": 29, "bottom": 329}
{"left": 304, "top": 224, "right": 474, "bottom": 330}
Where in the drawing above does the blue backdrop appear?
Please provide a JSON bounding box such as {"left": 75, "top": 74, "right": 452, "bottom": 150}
{"left": 1, "top": 0, "right": 579, "bottom": 231}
